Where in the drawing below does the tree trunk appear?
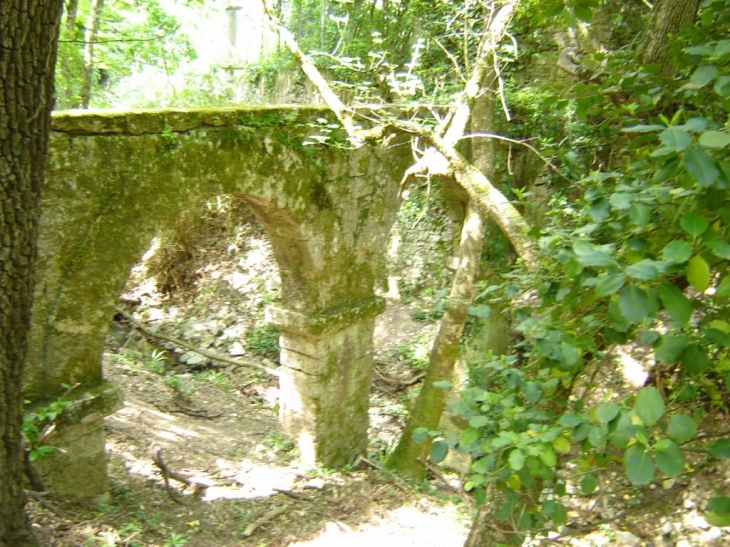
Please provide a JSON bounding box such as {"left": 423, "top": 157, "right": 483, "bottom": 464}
{"left": 0, "top": 1, "right": 64, "bottom": 546}
{"left": 635, "top": 0, "right": 701, "bottom": 76}
{"left": 79, "top": 0, "right": 105, "bottom": 109}
{"left": 65, "top": 0, "right": 79, "bottom": 31}
{"left": 386, "top": 199, "right": 486, "bottom": 478}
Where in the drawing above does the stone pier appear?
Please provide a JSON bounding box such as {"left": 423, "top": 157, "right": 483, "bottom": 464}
{"left": 267, "top": 298, "right": 385, "bottom": 466}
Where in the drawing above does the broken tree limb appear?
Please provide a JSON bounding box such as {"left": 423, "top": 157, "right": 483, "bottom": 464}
{"left": 115, "top": 307, "right": 279, "bottom": 378}
{"left": 149, "top": 444, "right": 208, "bottom": 505}
{"left": 242, "top": 505, "right": 290, "bottom": 538}
{"left": 262, "top": 0, "right": 538, "bottom": 266}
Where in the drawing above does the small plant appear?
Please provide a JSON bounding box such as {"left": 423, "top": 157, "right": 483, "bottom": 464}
{"left": 163, "top": 531, "right": 187, "bottom": 547}
{"left": 159, "top": 123, "right": 178, "bottom": 151}
{"left": 109, "top": 348, "right": 142, "bottom": 369}
{"left": 394, "top": 337, "right": 431, "bottom": 371}
{"left": 261, "top": 431, "right": 295, "bottom": 454}
{"left": 245, "top": 324, "right": 280, "bottom": 359}
{"left": 147, "top": 349, "right": 168, "bottom": 374}
{"left": 195, "top": 369, "right": 235, "bottom": 390}
{"left": 22, "top": 384, "right": 77, "bottom": 461}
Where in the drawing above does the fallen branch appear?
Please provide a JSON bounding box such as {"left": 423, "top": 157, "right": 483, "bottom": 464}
{"left": 354, "top": 456, "right": 411, "bottom": 495}
{"left": 373, "top": 365, "right": 424, "bottom": 387}
{"left": 154, "top": 402, "right": 223, "bottom": 420}
{"left": 148, "top": 444, "right": 208, "bottom": 505}
{"left": 242, "top": 505, "right": 290, "bottom": 538}
{"left": 115, "top": 306, "right": 279, "bottom": 378}
{"left": 274, "top": 487, "right": 314, "bottom": 502}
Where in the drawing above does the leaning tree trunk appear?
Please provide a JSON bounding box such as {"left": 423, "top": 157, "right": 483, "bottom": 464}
{"left": 635, "top": 0, "right": 701, "bottom": 76}
{"left": 386, "top": 199, "right": 486, "bottom": 478}
{"left": 0, "top": 1, "right": 64, "bottom": 546}
{"left": 78, "top": 0, "right": 105, "bottom": 109}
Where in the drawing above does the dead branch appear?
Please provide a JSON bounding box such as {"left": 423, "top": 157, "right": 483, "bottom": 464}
{"left": 242, "top": 505, "right": 290, "bottom": 538}
{"left": 154, "top": 402, "right": 223, "bottom": 420}
{"left": 274, "top": 488, "right": 315, "bottom": 502}
{"left": 373, "top": 365, "right": 425, "bottom": 387}
{"left": 148, "top": 444, "right": 207, "bottom": 505}
{"left": 115, "top": 306, "right": 279, "bottom": 377}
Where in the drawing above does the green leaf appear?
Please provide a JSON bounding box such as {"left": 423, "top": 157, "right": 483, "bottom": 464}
{"left": 717, "top": 276, "right": 730, "bottom": 298}
{"left": 523, "top": 381, "right": 543, "bottom": 403}
{"left": 654, "top": 439, "right": 685, "bottom": 476}
{"left": 560, "top": 413, "right": 583, "bottom": 427}
{"left": 559, "top": 342, "right": 581, "bottom": 368}
{"left": 467, "top": 305, "right": 492, "bottom": 319}
{"left": 509, "top": 448, "right": 526, "bottom": 471}
{"left": 707, "top": 240, "right": 730, "bottom": 260}
{"left": 610, "top": 411, "right": 636, "bottom": 448}
{"left": 622, "top": 124, "right": 665, "bottom": 133}
{"left": 413, "top": 427, "right": 429, "bottom": 443}
{"left": 626, "top": 260, "right": 660, "bottom": 280}
{"left": 609, "top": 192, "right": 632, "bottom": 210}
{"left": 689, "top": 65, "right": 718, "bottom": 88}
{"left": 668, "top": 415, "right": 697, "bottom": 444}
{"left": 658, "top": 282, "right": 692, "bottom": 325}
{"left": 618, "top": 285, "right": 649, "bottom": 323}
{"left": 680, "top": 213, "right": 709, "bottom": 238}
{"left": 624, "top": 444, "right": 655, "bottom": 485}
{"left": 573, "top": 3, "right": 592, "bottom": 22}
{"left": 679, "top": 117, "right": 708, "bottom": 132}
{"left": 680, "top": 344, "right": 711, "bottom": 374}
{"left": 654, "top": 334, "right": 690, "bottom": 364}
{"left": 595, "top": 402, "right": 620, "bottom": 424}
{"left": 596, "top": 273, "right": 625, "bottom": 297}
{"left": 429, "top": 440, "right": 449, "bottom": 464}
{"left": 709, "top": 438, "right": 730, "bottom": 459}
{"left": 660, "top": 127, "right": 691, "bottom": 151}
{"left": 634, "top": 386, "right": 665, "bottom": 427}
{"left": 588, "top": 425, "right": 608, "bottom": 448}
{"left": 714, "top": 75, "right": 730, "bottom": 97}
{"left": 686, "top": 255, "right": 711, "bottom": 292}
{"left": 538, "top": 445, "right": 557, "bottom": 468}
{"left": 573, "top": 241, "right": 616, "bottom": 267}
{"left": 629, "top": 202, "right": 651, "bottom": 227}
{"left": 707, "top": 496, "right": 730, "bottom": 527}
{"left": 699, "top": 130, "right": 730, "bottom": 149}
{"left": 662, "top": 240, "right": 693, "bottom": 263}
{"left": 684, "top": 147, "right": 720, "bottom": 186}
{"left": 460, "top": 427, "right": 479, "bottom": 447}
{"left": 469, "top": 415, "right": 490, "bottom": 428}
{"left": 580, "top": 474, "right": 598, "bottom": 495}
{"left": 553, "top": 436, "right": 571, "bottom": 454}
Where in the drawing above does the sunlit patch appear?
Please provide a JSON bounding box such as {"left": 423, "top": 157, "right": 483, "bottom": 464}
{"left": 616, "top": 347, "right": 650, "bottom": 388}
{"left": 288, "top": 504, "right": 468, "bottom": 546}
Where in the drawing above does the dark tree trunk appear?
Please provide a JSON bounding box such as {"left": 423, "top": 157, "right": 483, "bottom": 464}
{"left": 0, "top": 1, "right": 64, "bottom": 546}
{"left": 635, "top": 0, "right": 701, "bottom": 76}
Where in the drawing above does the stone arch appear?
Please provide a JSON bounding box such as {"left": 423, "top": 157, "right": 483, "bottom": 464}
{"left": 25, "top": 107, "right": 413, "bottom": 498}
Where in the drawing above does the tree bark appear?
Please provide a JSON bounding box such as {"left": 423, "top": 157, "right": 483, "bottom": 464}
{"left": 635, "top": 0, "right": 701, "bottom": 76}
{"left": 79, "top": 0, "right": 105, "bottom": 109}
{"left": 0, "top": 1, "right": 64, "bottom": 545}
{"left": 386, "top": 199, "right": 486, "bottom": 478}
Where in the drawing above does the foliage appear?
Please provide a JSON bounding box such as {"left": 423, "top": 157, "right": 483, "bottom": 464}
{"left": 55, "top": 0, "right": 196, "bottom": 108}
{"left": 245, "top": 324, "right": 280, "bottom": 360}
{"left": 414, "top": 15, "right": 730, "bottom": 540}
{"left": 22, "top": 392, "right": 73, "bottom": 462}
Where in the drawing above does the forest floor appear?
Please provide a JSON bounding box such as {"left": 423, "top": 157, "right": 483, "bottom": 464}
{"left": 25, "top": 203, "right": 730, "bottom": 546}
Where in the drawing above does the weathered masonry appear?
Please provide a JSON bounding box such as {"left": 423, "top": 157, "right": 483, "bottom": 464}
{"left": 26, "top": 106, "right": 414, "bottom": 498}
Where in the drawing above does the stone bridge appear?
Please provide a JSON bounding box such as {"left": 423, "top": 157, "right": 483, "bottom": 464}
{"left": 24, "top": 106, "right": 426, "bottom": 498}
